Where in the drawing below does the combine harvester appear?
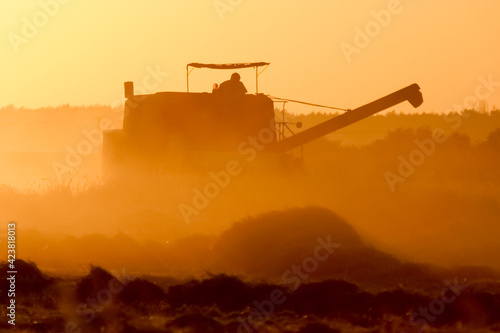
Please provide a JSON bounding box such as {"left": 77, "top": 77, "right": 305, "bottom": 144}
{"left": 102, "top": 62, "right": 423, "bottom": 174}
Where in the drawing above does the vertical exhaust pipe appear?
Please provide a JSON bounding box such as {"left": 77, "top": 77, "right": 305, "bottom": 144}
{"left": 124, "top": 81, "right": 134, "bottom": 99}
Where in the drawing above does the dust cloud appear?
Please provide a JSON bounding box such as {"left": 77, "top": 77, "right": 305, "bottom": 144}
{"left": 1, "top": 105, "right": 499, "bottom": 277}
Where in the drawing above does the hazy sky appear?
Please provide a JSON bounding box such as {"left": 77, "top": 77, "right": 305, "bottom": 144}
{"left": 1, "top": 0, "right": 499, "bottom": 113}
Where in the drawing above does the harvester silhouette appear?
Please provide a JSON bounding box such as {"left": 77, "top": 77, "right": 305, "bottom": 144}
{"left": 102, "top": 62, "right": 423, "bottom": 173}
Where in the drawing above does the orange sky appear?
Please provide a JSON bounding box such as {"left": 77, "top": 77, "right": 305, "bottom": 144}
{"left": 1, "top": 0, "right": 499, "bottom": 113}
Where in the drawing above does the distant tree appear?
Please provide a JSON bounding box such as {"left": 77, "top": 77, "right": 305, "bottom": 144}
{"left": 486, "top": 128, "right": 500, "bottom": 147}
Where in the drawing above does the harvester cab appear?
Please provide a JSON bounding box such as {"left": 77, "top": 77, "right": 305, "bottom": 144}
{"left": 102, "top": 62, "right": 423, "bottom": 174}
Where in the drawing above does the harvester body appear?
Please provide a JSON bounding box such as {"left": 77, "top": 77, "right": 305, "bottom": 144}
{"left": 103, "top": 90, "right": 276, "bottom": 172}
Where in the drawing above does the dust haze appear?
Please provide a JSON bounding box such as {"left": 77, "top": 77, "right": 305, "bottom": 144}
{"left": 1, "top": 104, "right": 499, "bottom": 273}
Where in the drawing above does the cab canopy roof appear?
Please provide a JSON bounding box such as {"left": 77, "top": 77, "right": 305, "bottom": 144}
{"left": 186, "top": 62, "right": 270, "bottom": 92}
{"left": 187, "top": 62, "right": 270, "bottom": 69}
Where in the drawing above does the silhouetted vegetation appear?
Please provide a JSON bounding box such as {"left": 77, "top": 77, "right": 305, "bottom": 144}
{"left": 0, "top": 259, "right": 56, "bottom": 309}
{"left": 2, "top": 261, "right": 499, "bottom": 332}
